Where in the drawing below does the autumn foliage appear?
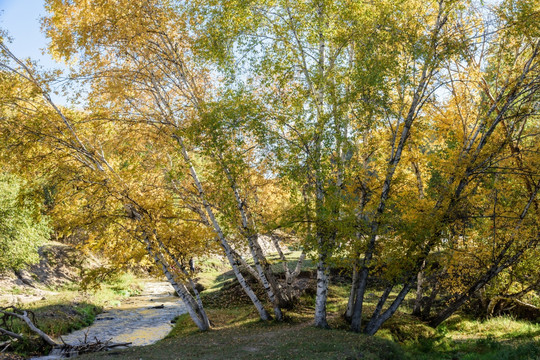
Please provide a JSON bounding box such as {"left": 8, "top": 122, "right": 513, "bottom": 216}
{"left": 0, "top": 0, "right": 538, "bottom": 334}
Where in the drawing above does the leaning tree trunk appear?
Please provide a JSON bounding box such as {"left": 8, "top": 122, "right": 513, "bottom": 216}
{"left": 350, "top": 246, "right": 372, "bottom": 332}
{"left": 219, "top": 159, "right": 283, "bottom": 320}
{"left": 157, "top": 240, "right": 211, "bottom": 330}
{"left": 412, "top": 260, "right": 426, "bottom": 316}
{"left": 345, "top": 258, "right": 360, "bottom": 321}
{"left": 246, "top": 234, "right": 284, "bottom": 320}
{"left": 144, "top": 236, "right": 210, "bottom": 331}
{"left": 364, "top": 280, "right": 415, "bottom": 335}
{"left": 177, "top": 135, "right": 271, "bottom": 321}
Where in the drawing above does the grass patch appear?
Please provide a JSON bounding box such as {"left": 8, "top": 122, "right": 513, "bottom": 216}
{"left": 404, "top": 315, "right": 540, "bottom": 360}
{"left": 79, "top": 305, "right": 406, "bottom": 360}
{"left": 5, "top": 301, "right": 101, "bottom": 356}
{"left": 443, "top": 315, "right": 540, "bottom": 340}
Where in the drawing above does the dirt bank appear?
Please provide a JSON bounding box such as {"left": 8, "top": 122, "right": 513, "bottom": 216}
{"left": 0, "top": 242, "right": 100, "bottom": 306}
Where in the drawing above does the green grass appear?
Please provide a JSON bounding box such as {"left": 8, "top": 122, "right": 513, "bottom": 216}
{"left": 402, "top": 315, "right": 540, "bottom": 360}
{"left": 78, "top": 306, "right": 406, "bottom": 360}
{"left": 4, "top": 300, "right": 102, "bottom": 356}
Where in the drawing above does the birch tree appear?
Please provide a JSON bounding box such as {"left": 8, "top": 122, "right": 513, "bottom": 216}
{"left": 0, "top": 39, "right": 212, "bottom": 330}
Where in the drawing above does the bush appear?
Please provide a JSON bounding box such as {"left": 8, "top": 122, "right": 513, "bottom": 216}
{"left": 0, "top": 173, "right": 50, "bottom": 271}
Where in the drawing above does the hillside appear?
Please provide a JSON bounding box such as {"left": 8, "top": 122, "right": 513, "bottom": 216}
{"left": 0, "top": 242, "right": 100, "bottom": 306}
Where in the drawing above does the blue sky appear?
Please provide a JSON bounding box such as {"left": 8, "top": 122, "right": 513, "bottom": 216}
{"left": 0, "top": 0, "right": 69, "bottom": 104}
{"left": 0, "top": 0, "right": 61, "bottom": 69}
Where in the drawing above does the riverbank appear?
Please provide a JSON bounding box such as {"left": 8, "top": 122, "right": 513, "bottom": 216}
{"left": 0, "top": 242, "right": 147, "bottom": 358}
{"left": 0, "top": 274, "right": 143, "bottom": 357}
{"left": 75, "top": 260, "right": 539, "bottom": 360}
{"left": 74, "top": 306, "right": 540, "bottom": 360}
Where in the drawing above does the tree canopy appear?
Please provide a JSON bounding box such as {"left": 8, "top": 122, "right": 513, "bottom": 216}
{"left": 0, "top": 0, "right": 538, "bottom": 334}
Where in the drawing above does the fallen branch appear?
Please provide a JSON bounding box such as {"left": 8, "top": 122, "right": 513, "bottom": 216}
{"left": 1, "top": 306, "right": 131, "bottom": 356}
{"left": 1, "top": 339, "right": 13, "bottom": 353}
{"left": 53, "top": 338, "right": 132, "bottom": 356}
{"left": 0, "top": 307, "right": 57, "bottom": 346}
{"left": 0, "top": 327, "right": 23, "bottom": 341}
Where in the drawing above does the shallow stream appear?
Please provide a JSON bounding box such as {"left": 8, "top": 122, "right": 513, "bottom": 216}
{"left": 33, "top": 281, "right": 186, "bottom": 359}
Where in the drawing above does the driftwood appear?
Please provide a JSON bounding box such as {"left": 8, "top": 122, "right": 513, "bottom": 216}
{"left": 55, "top": 336, "right": 131, "bottom": 356}
{"left": 0, "top": 306, "right": 131, "bottom": 356}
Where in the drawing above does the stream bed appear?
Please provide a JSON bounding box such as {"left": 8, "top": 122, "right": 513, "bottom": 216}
{"left": 34, "top": 281, "right": 186, "bottom": 359}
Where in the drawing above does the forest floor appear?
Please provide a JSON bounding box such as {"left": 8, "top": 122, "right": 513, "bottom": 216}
{"left": 1, "top": 248, "right": 539, "bottom": 359}
{"left": 77, "top": 256, "right": 539, "bottom": 360}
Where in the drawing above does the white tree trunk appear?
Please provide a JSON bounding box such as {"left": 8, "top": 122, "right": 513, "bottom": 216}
{"left": 144, "top": 238, "right": 210, "bottom": 331}
{"left": 314, "top": 253, "right": 330, "bottom": 328}
{"left": 158, "top": 240, "right": 211, "bottom": 330}
{"left": 219, "top": 161, "right": 283, "bottom": 320}
{"left": 176, "top": 136, "right": 270, "bottom": 320}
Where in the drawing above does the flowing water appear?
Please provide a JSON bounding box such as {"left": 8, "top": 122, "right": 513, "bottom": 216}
{"left": 33, "top": 281, "right": 186, "bottom": 359}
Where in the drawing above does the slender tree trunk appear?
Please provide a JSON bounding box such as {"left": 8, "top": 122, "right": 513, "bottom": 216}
{"left": 421, "top": 281, "right": 441, "bottom": 320}
{"left": 176, "top": 135, "right": 270, "bottom": 321}
{"left": 219, "top": 159, "right": 283, "bottom": 320}
{"left": 350, "top": 266, "right": 369, "bottom": 332}
{"left": 366, "top": 285, "right": 393, "bottom": 329}
{"left": 412, "top": 260, "right": 426, "bottom": 316}
{"left": 314, "top": 250, "right": 330, "bottom": 328}
{"left": 312, "top": 0, "right": 332, "bottom": 329}
{"left": 345, "top": 259, "right": 360, "bottom": 321}
{"left": 158, "top": 241, "right": 211, "bottom": 330}
{"left": 144, "top": 237, "right": 210, "bottom": 331}
{"left": 289, "top": 250, "right": 306, "bottom": 282}
{"left": 365, "top": 280, "right": 414, "bottom": 335}
{"left": 246, "top": 234, "right": 284, "bottom": 320}
{"left": 231, "top": 248, "right": 261, "bottom": 280}
{"left": 313, "top": 171, "right": 331, "bottom": 328}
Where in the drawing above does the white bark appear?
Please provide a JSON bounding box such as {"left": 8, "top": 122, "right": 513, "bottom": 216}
{"left": 158, "top": 240, "right": 211, "bottom": 330}
{"left": 314, "top": 255, "right": 330, "bottom": 328}
{"left": 145, "top": 239, "right": 209, "bottom": 331}
{"left": 219, "top": 160, "right": 283, "bottom": 320}
{"left": 1, "top": 310, "right": 58, "bottom": 346}
{"left": 176, "top": 135, "right": 270, "bottom": 320}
